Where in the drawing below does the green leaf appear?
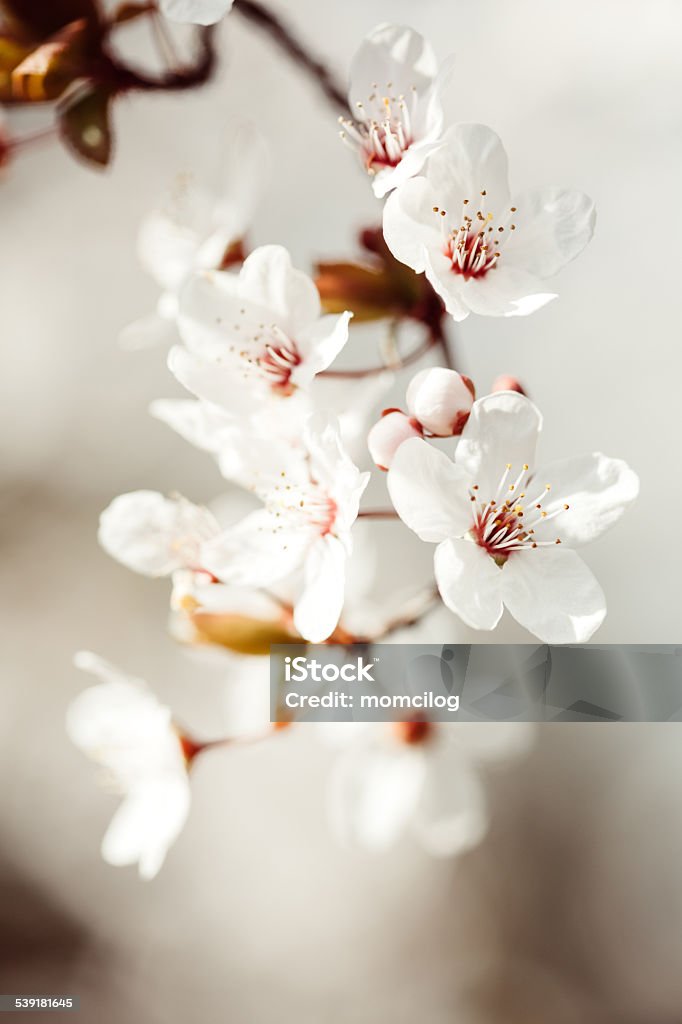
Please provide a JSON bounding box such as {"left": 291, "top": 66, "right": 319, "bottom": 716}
{"left": 58, "top": 84, "right": 113, "bottom": 167}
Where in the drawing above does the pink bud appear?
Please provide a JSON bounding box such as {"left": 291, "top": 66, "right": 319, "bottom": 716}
{"left": 368, "top": 410, "right": 422, "bottom": 471}
{"left": 406, "top": 367, "right": 475, "bottom": 437}
{"left": 492, "top": 374, "right": 526, "bottom": 396}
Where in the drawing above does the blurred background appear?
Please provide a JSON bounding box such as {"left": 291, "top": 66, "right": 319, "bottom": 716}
{"left": 1, "top": 0, "right": 682, "bottom": 1020}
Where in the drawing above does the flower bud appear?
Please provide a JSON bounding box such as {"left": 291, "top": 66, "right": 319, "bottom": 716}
{"left": 368, "top": 410, "right": 422, "bottom": 471}
{"left": 492, "top": 374, "right": 526, "bottom": 395}
{"left": 406, "top": 367, "right": 475, "bottom": 437}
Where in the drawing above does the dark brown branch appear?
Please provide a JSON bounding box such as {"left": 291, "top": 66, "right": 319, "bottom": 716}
{"left": 100, "top": 24, "right": 217, "bottom": 93}
{"left": 233, "top": 0, "right": 348, "bottom": 113}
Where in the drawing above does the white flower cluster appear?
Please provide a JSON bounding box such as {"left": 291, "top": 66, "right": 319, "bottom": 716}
{"left": 68, "top": 21, "right": 638, "bottom": 877}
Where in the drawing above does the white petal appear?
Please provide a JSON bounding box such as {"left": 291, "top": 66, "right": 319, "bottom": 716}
{"left": 461, "top": 264, "right": 557, "bottom": 318}
{"left": 303, "top": 413, "right": 369, "bottom": 534}
{"left": 167, "top": 345, "right": 256, "bottom": 417}
{"left": 349, "top": 24, "right": 438, "bottom": 110}
{"left": 137, "top": 210, "right": 201, "bottom": 293}
{"left": 371, "top": 138, "right": 443, "bottom": 199}
{"left": 530, "top": 452, "right": 639, "bottom": 547}
{"left": 150, "top": 398, "right": 229, "bottom": 455}
{"left": 388, "top": 438, "right": 473, "bottom": 543}
{"left": 414, "top": 744, "right": 488, "bottom": 856}
{"left": 67, "top": 659, "right": 183, "bottom": 778}
{"left": 67, "top": 681, "right": 166, "bottom": 757}
{"left": 293, "top": 311, "right": 352, "bottom": 387}
{"left": 98, "top": 490, "right": 219, "bottom": 576}
{"left": 160, "top": 0, "right": 233, "bottom": 24}
{"left": 293, "top": 536, "right": 347, "bottom": 642}
{"left": 455, "top": 392, "right": 543, "bottom": 494}
{"left": 422, "top": 249, "right": 471, "bottom": 321}
{"left": 506, "top": 187, "right": 596, "bottom": 278}
{"left": 434, "top": 538, "right": 504, "bottom": 631}
{"left": 101, "top": 777, "right": 191, "bottom": 879}
{"left": 235, "top": 245, "right": 320, "bottom": 335}
{"left": 425, "top": 123, "right": 511, "bottom": 210}
{"left": 202, "top": 509, "right": 312, "bottom": 587}
{"left": 501, "top": 548, "right": 606, "bottom": 643}
{"left": 329, "top": 741, "right": 427, "bottom": 850}
{"left": 382, "top": 175, "right": 441, "bottom": 273}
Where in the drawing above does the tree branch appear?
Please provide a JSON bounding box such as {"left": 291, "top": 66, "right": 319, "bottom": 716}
{"left": 233, "top": 0, "right": 348, "bottom": 113}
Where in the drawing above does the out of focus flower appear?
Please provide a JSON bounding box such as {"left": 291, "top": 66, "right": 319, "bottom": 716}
{"left": 368, "top": 366, "right": 474, "bottom": 470}
{"left": 388, "top": 392, "right": 639, "bottom": 642}
{"left": 121, "top": 125, "right": 267, "bottom": 348}
{"left": 327, "top": 720, "right": 531, "bottom": 855}
{"left": 67, "top": 652, "right": 192, "bottom": 879}
{"left": 98, "top": 490, "right": 220, "bottom": 577}
{"left": 383, "top": 123, "right": 596, "bottom": 321}
{"left": 340, "top": 24, "right": 452, "bottom": 199}
{"left": 160, "top": 0, "right": 234, "bottom": 25}
{"left": 174, "top": 245, "right": 351, "bottom": 396}
{"left": 203, "top": 413, "right": 369, "bottom": 642}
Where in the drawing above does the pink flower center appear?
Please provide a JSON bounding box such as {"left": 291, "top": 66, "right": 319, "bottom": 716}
{"left": 431, "top": 194, "right": 519, "bottom": 280}
{"left": 258, "top": 339, "right": 302, "bottom": 395}
{"left": 339, "top": 88, "right": 417, "bottom": 174}
{"left": 268, "top": 476, "right": 338, "bottom": 537}
{"left": 226, "top": 319, "right": 302, "bottom": 396}
{"left": 468, "top": 463, "right": 568, "bottom": 564}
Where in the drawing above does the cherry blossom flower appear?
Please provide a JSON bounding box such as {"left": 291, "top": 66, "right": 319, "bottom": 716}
{"left": 160, "top": 0, "right": 234, "bottom": 25}
{"left": 340, "top": 24, "right": 453, "bottom": 198}
{"left": 202, "top": 413, "right": 370, "bottom": 643}
{"left": 98, "top": 490, "right": 220, "bottom": 577}
{"left": 174, "top": 245, "right": 352, "bottom": 398}
{"left": 67, "top": 652, "right": 192, "bottom": 879}
{"left": 383, "top": 123, "right": 596, "bottom": 320}
{"left": 120, "top": 125, "right": 267, "bottom": 348}
{"left": 327, "top": 720, "right": 531, "bottom": 855}
{"left": 388, "top": 392, "right": 639, "bottom": 642}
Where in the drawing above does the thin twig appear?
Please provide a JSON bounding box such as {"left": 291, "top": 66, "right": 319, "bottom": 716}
{"left": 365, "top": 586, "right": 442, "bottom": 642}
{"left": 233, "top": 0, "right": 348, "bottom": 113}
{"left": 358, "top": 509, "right": 399, "bottom": 520}
{"left": 101, "top": 24, "right": 217, "bottom": 93}
{"left": 320, "top": 331, "right": 436, "bottom": 379}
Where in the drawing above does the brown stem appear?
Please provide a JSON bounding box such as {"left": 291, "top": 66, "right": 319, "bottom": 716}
{"left": 358, "top": 509, "right": 399, "bottom": 520}
{"left": 100, "top": 24, "right": 217, "bottom": 93}
{"left": 320, "top": 331, "right": 436, "bottom": 379}
{"left": 432, "top": 317, "right": 456, "bottom": 370}
{"left": 233, "top": 0, "right": 348, "bottom": 113}
{"left": 350, "top": 586, "right": 441, "bottom": 643}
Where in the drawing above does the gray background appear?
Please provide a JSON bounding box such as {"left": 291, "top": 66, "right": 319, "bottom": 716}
{"left": 1, "top": 1, "right": 682, "bottom": 1020}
